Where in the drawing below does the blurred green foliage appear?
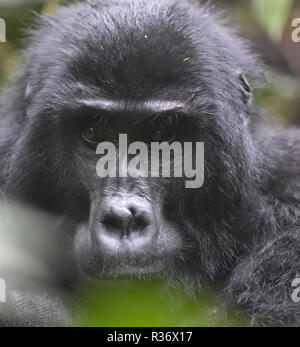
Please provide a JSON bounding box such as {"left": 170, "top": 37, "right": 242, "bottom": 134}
{"left": 70, "top": 280, "right": 251, "bottom": 327}
{"left": 252, "top": 0, "right": 294, "bottom": 41}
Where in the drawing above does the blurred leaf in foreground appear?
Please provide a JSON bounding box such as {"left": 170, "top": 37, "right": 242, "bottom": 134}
{"left": 70, "top": 280, "right": 251, "bottom": 327}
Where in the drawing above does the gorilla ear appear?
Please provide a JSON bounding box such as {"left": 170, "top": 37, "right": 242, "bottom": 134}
{"left": 238, "top": 73, "right": 253, "bottom": 106}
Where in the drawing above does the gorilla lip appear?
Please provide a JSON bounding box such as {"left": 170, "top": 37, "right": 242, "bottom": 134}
{"left": 95, "top": 134, "right": 205, "bottom": 189}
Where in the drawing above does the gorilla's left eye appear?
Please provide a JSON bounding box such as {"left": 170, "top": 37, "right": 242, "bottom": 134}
{"left": 82, "top": 125, "right": 103, "bottom": 144}
{"left": 151, "top": 124, "right": 176, "bottom": 143}
{"left": 152, "top": 129, "right": 164, "bottom": 142}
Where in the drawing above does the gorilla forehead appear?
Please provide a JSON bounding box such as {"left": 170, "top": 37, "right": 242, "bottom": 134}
{"left": 49, "top": 2, "right": 200, "bottom": 99}
{"left": 25, "top": 1, "right": 209, "bottom": 98}
{"left": 24, "top": 0, "right": 257, "bottom": 113}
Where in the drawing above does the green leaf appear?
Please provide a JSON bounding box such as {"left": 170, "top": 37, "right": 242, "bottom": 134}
{"left": 70, "top": 280, "right": 251, "bottom": 327}
{"left": 252, "top": 0, "right": 293, "bottom": 42}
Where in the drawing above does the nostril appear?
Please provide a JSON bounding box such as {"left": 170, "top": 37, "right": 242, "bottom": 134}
{"left": 110, "top": 205, "right": 132, "bottom": 221}
{"left": 129, "top": 206, "right": 137, "bottom": 216}
{"left": 101, "top": 215, "right": 123, "bottom": 229}
{"left": 128, "top": 206, "right": 150, "bottom": 226}
{"left": 101, "top": 205, "right": 132, "bottom": 230}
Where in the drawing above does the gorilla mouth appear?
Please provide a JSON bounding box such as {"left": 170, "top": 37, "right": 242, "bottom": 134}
{"left": 75, "top": 221, "right": 170, "bottom": 278}
{"left": 109, "top": 262, "right": 164, "bottom": 277}
{"left": 95, "top": 237, "right": 165, "bottom": 276}
{"left": 96, "top": 227, "right": 158, "bottom": 256}
{"left": 80, "top": 250, "right": 165, "bottom": 279}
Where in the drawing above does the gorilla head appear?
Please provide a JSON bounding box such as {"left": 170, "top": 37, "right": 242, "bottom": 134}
{"left": 1, "top": 0, "right": 260, "bottom": 288}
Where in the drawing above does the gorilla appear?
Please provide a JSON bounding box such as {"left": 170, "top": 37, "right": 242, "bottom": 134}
{"left": 0, "top": 0, "right": 299, "bottom": 326}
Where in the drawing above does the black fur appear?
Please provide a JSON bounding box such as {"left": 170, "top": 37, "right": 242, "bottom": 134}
{"left": 0, "top": 0, "right": 299, "bottom": 326}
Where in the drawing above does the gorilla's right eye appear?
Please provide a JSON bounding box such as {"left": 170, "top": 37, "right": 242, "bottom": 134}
{"left": 82, "top": 125, "right": 103, "bottom": 144}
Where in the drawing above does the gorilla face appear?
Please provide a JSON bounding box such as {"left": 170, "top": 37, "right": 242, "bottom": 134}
{"left": 2, "top": 0, "right": 257, "bottom": 287}
{"left": 59, "top": 61, "right": 248, "bottom": 284}
{"left": 72, "top": 108, "right": 197, "bottom": 279}
{"left": 63, "top": 98, "right": 205, "bottom": 280}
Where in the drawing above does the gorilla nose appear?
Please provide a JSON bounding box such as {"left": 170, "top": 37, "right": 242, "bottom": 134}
{"left": 98, "top": 197, "right": 156, "bottom": 252}
{"left": 105, "top": 200, "right": 151, "bottom": 232}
